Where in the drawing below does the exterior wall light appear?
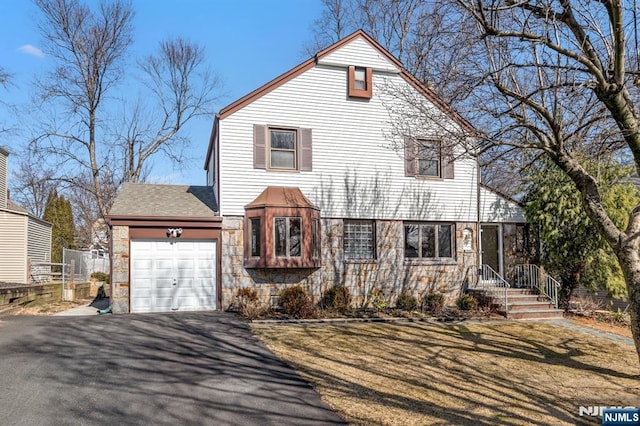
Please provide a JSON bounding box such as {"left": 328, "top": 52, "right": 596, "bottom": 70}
{"left": 166, "top": 227, "right": 183, "bottom": 238}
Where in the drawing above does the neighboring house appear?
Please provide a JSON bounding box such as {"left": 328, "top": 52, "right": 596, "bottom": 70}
{"left": 0, "top": 146, "right": 52, "bottom": 284}
{"left": 107, "top": 30, "right": 529, "bottom": 314}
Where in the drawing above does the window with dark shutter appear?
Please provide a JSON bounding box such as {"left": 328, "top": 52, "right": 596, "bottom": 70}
{"left": 443, "top": 151, "right": 455, "bottom": 179}
{"left": 404, "top": 136, "right": 417, "bottom": 176}
{"left": 253, "top": 124, "right": 266, "bottom": 169}
{"left": 404, "top": 137, "right": 455, "bottom": 179}
{"left": 299, "top": 128, "right": 312, "bottom": 171}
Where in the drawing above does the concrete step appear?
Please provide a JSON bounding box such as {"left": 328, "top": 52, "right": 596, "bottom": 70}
{"left": 503, "top": 309, "right": 564, "bottom": 320}
{"left": 470, "top": 287, "right": 538, "bottom": 296}
{"left": 483, "top": 294, "right": 544, "bottom": 303}
{"left": 503, "top": 294, "right": 547, "bottom": 303}
{"left": 503, "top": 301, "right": 556, "bottom": 311}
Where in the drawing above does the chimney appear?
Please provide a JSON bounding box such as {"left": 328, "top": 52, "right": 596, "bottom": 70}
{"left": 0, "top": 146, "right": 8, "bottom": 210}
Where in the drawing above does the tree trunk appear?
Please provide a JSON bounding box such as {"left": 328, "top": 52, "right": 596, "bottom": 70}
{"left": 615, "top": 245, "right": 640, "bottom": 367}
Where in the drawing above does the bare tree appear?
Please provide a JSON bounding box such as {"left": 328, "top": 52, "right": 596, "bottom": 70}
{"left": 10, "top": 157, "right": 57, "bottom": 218}
{"left": 120, "top": 38, "right": 219, "bottom": 183}
{"left": 31, "top": 0, "right": 134, "bottom": 219}
{"left": 30, "top": 0, "right": 220, "bottom": 223}
{"left": 0, "top": 66, "right": 10, "bottom": 88}
{"left": 304, "top": 0, "right": 355, "bottom": 55}
{"left": 453, "top": 0, "right": 640, "bottom": 364}
{"left": 306, "top": 0, "right": 481, "bottom": 105}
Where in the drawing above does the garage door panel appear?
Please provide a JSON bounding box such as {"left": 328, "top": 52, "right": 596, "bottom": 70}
{"left": 155, "top": 279, "right": 175, "bottom": 289}
{"left": 131, "top": 239, "right": 216, "bottom": 313}
{"left": 177, "top": 259, "right": 194, "bottom": 268}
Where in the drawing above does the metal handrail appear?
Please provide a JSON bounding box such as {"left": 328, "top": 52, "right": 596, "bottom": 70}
{"left": 514, "top": 264, "right": 561, "bottom": 308}
{"left": 478, "top": 264, "right": 511, "bottom": 317}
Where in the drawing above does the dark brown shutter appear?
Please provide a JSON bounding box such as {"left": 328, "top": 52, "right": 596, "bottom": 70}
{"left": 299, "top": 128, "right": 312, "bottom": 171}
{"left": 404, "top": 136, "right": 416, "bottom": 176}
{"left": 253, "top": 124, "right": 266, "bottom": 169}
{"left": 443, "top": 145, "right": 455, "bottom": 179}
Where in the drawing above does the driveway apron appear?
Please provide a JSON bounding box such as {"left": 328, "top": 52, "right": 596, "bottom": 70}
{"left": 0, "top": 312, "right": 345, "bottom": 425}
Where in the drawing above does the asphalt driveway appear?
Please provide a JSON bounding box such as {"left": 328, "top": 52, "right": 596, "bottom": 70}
{"left": 0, "top": 312, "right": 345, "bottom": 425}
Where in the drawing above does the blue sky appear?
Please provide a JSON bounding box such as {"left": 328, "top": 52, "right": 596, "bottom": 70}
{"left": 0, "top": 0, "right": 324, "bottom": 185}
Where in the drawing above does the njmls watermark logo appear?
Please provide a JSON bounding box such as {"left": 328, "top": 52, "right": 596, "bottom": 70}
{"left": 579, "top": 406, "right": 640, "bottom": 425}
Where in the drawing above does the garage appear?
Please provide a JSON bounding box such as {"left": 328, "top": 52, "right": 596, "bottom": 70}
{"left": 107, "top": 183, "right": 222, "bottom": 314}
{"left": 130, "top": 240, "right": 217, "bottom": 313}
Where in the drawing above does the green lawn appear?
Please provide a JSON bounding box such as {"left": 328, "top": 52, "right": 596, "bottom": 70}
{"left": 253, "top": 321, "right": 639, "bottom": 425}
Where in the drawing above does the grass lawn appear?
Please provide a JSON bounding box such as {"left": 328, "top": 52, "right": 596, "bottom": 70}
{"left": 253, "top": 321, "right": 639, "bottom": 425}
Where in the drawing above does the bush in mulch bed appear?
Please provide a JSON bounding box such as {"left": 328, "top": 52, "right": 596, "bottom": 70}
{"left": 278, "top": 285, "right": 319, "bottom": 319}
{"left": 234, "top": 284, "right": 502, "bottom": 322}
{"left": 395, "top": 292, "right": 418, "bottom": 311}
{"left": 321, "top": 285, "right": 352, "bottom": 314}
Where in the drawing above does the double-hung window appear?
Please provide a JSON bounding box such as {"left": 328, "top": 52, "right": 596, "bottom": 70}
{"left": 269, "top": 129, "right": 297, "bottom": 170}
{"left": 348, "top": 66, "right": 372, "bottom": 98}
{"left": 404, "top": 223, "right": 454, "bottom": 259}
{"left": 249, "top": 217, "right": 261, "bottom": 257}
{"left": 274, "top": 217, "right": 302, "bottom": 257}
{"left": 417, "top": 139, "right": 442, "bottom": 177}
{"left": 344, "top": 220, "right": 375, "bottom": 260}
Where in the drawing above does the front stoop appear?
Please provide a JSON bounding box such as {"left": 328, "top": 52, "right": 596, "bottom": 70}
{"left": 469, "top": 288, "right": 564, "bottom": 320}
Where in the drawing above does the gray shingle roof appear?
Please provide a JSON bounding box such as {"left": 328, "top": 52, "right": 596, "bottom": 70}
{"left": 108, "top": 183, "right": 219, "bottom": 217}
{"left": 7, "top": 200, "right": 29, "bottom": 214}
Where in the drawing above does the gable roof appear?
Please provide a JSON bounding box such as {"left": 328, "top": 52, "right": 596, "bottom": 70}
{"left": 219, "top": 29, "right": 473, "bottom": 127}
{"left": 107, "top": 183, "right": 218, "bottom": 218}
{"left": 205, "top": 29, "right": 474, "bottom": 169}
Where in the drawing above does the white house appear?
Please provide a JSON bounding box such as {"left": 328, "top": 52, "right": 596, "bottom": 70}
{"left": 0, "top": 146, "right": 52, "bottom": 284}
{"left": 107, "top": 30, "right": 530, "bottom": 314}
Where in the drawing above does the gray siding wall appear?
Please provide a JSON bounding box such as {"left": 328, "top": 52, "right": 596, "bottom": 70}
{"left": 0, "top": 211, "right": 28, "bottom": 283}
{"left": 27, "top": 217, "right": 52, "bottom": 263}
{"left": 0, "top": 149, "right": 7, "bottom": 210}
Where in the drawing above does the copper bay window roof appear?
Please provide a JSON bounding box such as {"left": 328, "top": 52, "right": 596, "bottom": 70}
{"left": 245, "top": 186, "right": 318, "bottom": 210}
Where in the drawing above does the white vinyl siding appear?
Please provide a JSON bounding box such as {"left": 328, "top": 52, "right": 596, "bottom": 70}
{"left": 479, "top": 187, "right": 526, "bottom": 222}
{"left": 27, "top": 217, "right": 52, "bottom": 263}
{"left": 217, "top": 65, "right": 479, "bottom": 222}
{"left": 0, "top": 211, "right": 28, "bottom": 283}
{"left": 317, "top": 36, "right": 400, "bottom": 72}
{"left": 0, "top": 151, "right": 7, "bottom": 209}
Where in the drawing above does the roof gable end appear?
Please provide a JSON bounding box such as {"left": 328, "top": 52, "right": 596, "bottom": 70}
{"left": 215, "top": 29, "right": 473, "bottom": 127}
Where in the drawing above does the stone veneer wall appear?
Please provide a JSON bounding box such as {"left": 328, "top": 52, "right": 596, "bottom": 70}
{"left": 221, "top": 216, "right": 479, "bottom": 309}
{"left": 111, "top": 225, "right": 130, "bottom": 313}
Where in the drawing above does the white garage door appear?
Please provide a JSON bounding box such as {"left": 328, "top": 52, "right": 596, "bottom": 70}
{"left": 130, "top": 240, "right": 217, "bottom": 313}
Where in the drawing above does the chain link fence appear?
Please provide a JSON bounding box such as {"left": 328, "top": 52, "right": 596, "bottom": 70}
{"left": 62, "top": 248, "right": 110, "bottom": 284}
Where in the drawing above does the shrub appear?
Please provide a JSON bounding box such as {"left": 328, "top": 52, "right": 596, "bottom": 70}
{"left": 423, "top": 292, "right": 445, "bottom": 314}
{"left": 395, "top": 292, "right": 418, "bottom": 311}
{"left": 91, "top": 271, "right": 109, "bottom": 284}
{"left": 322, "top": 285, "right": 352, "bottom": 313}
{"left": 279, "top": 285, "right": 317, "bottom": 318}
{"left": 233, "top": 287, "right": 266, "bottom": 319}
{"left": 456, "top": 294, "right": 478, "bottom": 311}
{"left": 368, "top": 287, "right": 388, "bottom": 311}
{"left": 234, "top": 287, "right": 258, "bottom": 308}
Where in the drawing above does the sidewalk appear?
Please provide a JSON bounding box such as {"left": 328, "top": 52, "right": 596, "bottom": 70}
{"left": 548, "top": 318, "right": 634, "bottom": 346}
{"left": 55, "top": 297, "right": 110, "bottom": 316}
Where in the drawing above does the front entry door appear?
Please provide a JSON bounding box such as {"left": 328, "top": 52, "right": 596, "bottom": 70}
{"left": 481, "top": 225, "right": 501, "bottom": 275}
